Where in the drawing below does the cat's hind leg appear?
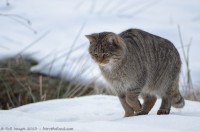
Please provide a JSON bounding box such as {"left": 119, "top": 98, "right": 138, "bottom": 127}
{"left": 157, "top": 77, "right": 185, "bottom": 115}
{"left": 157, "top": 96, "right": 171, "bottom": 115}
{"left": 135, "top": 94, "right": 157, "bottom": 115}
{"left": 118, "top": 95, "right": 135, "bottom": 117}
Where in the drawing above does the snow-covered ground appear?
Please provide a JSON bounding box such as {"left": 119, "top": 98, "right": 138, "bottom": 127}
{"left": 1, "top": 0, "right": 200, "bottom": 131}
{"left": 1, "top": 95, "right": 200, "bottom": 132}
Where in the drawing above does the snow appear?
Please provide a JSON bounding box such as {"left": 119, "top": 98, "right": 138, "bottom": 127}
{"left": 1, "top": 95, "right": 200, "bottom": 132}
{"left": 1, "top": 0, "right": 200, "bottom": 131}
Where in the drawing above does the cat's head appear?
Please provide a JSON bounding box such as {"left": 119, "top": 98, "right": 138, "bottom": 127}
{"left": 85, "top": 32, "right": 126, "bottom": 65}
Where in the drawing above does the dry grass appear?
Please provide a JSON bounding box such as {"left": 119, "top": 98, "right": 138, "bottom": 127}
{"left": 0, "top": 12, "right": 112, "bottom": 109}
{"left": 177, "top": 25, "right": 199, "bottom": 101}
{"left": 184, "top": 87, "right": 200, "bottom": 102}
{"left": 0, "top": 56, "right": 111, "bottom": 110}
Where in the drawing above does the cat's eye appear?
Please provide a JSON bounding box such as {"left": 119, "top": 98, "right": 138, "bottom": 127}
{"left": 103, "top": 53, "right": 109, "bottom": 57}
{"left": 93, "top": 53, "right": 98, "bottom": 57}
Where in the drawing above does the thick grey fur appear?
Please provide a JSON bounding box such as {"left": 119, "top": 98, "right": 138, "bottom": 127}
{"left": 86, "top": 28, "right": 185, "bottom": 116}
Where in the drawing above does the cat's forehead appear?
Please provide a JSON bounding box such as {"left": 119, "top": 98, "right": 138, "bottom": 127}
{"left": 98, "top": 32, "right": 113, "bottom": 38}
{"left": 92, "top": 32, "right": 114, "bottom": 40}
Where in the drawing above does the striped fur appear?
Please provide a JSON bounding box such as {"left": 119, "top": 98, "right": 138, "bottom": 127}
{"left": 86, "top": 28, "right": 185, "bottom": 116}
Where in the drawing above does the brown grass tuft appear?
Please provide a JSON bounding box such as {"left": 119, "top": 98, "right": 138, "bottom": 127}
{"left": 0, "top": 56, "right": 109, "bottom": 109}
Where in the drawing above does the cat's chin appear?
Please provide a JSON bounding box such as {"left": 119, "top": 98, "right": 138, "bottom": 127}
{"left": 98, "top": 63, "right": 109, "bottom": 66}
{"left": 96, "top": 61, "right": 111, "bottom": 66}
{"left": 98, "top": 62, "right": 113, "bottom": 71}
{"left": 95, "top": 60, "right": 110, "bottom": 66}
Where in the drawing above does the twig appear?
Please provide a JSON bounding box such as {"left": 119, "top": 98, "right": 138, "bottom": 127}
{"left": 39, "top": 75, "right": 43, "bottom": 100}
{"left": 38, "top": 42, "right": 86, "bottom": 71}
{"left": 0, "top": 13, "right": 31, "bottom": 24}
{"left": 9, "top": 17, "right": 37, "bottom": 34}
{"left": 0, "top": 13, "right": 37, "bottom": 34}
{"left": 0, "top": 77, "right": 15, "bottom": 107}
{"left": 177, "top": 44, "right": 190, "bottom": 50}
{"left": 178, "top": 25, "right": 187, "bottom": 64}
{"left": 6, "top": 0, "right": 10, "bottom": 6}
{"left": 177, "top": 24, "right": 196, "bottom": 99}
{"left": 38, "top": 48, "right": 60, "bottom": 62}
{"left": 17, "top": 31, "right": 50, "bottom": 55}
{"left": 56, "top": 21, "right": 87, "bottom": 97}
{"left": 58, "top": 21, "right": 86, "bottom": 76}
{"left": 48, "top": 51, "right": 58, "bottom": 75}
{"left": 187, "top": 37, "right": 192, "bottom": 63}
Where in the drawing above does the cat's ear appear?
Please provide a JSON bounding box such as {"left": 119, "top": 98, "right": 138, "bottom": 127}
{"left": 107, "top": 34, "right": 125, "bottom": 49}
{"left": 108, "top": 34, "right": 120, "bottom": 45}
{"left": 85, "top": 34, "right": 96, "bottom": 43}
{"left": 108, "top": 35, "right": 116, "bottom": 44}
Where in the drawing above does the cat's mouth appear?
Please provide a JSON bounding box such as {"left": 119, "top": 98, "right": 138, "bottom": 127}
{"left": 96, "top": 60, "right": 109, "bottom": 65}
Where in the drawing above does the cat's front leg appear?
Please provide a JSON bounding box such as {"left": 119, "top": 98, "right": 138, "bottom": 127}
{"left": 125, "top": 88, "right": 142, "bottom": 115}
{"left": 118, "top": 95, "right": 135, "bottom": 117}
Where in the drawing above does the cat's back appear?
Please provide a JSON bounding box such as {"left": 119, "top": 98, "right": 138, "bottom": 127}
{"left": 119, "top": 28, "right": 181, "bottom": 91}
{"left": 119, "top": 28, "right": 179, "bottom": 55}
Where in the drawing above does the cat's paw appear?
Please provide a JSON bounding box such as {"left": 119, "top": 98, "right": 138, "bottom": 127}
{"left": 157, "top": 109, "right": 170, "bottom": 115}
{"left": 134, "top": 111, "right": 148, "bottom": 116}
{"left": 124, "top": 111, "right": 135, "bottom": 117}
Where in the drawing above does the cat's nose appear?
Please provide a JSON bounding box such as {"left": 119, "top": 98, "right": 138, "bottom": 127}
{"left": 97, "top": 57, "right": 103, "bottom": 63}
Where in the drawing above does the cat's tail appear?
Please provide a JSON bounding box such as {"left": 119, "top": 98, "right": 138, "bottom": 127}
{"left": 171, "top": 89, "right": 185, "bottom": 108}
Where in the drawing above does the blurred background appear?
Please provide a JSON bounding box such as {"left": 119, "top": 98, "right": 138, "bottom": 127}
{"left": 0, "top": 0, "right": 200, "bottom": 109}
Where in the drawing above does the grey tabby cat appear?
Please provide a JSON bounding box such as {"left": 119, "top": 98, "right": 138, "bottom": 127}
{"left": 86, "top": 28, "right": 185, "bottom": 117}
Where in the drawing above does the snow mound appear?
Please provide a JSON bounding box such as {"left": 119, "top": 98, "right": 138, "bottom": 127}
{"left": 1, "top": 95, "right": 200, "bottom": 132}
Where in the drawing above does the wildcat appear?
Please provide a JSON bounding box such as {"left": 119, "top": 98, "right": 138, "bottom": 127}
{"left": 86, "top": 28, "right": 185, "bottom": 117}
